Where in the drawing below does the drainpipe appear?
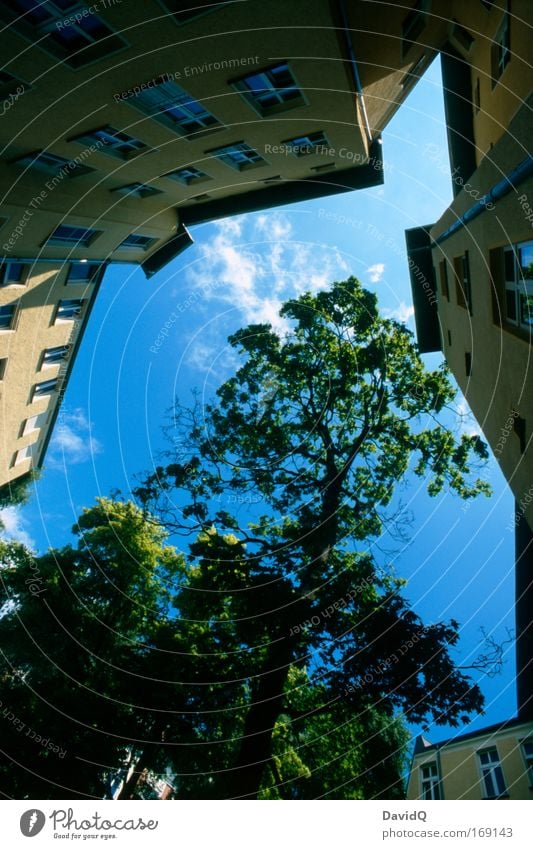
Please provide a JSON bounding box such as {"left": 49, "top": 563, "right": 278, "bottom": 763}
{"left": 338, "top": 0, "right": 373, "bottom": 147}
{"left": 433, "top": 153, "right": 533, "bottom": 246}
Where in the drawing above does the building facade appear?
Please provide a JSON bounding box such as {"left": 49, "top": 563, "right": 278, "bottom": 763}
{"left": 406, "top": 0, "right": 533, "bottom": 529}
{"left": 407, "top": 718, "right": 533, "bottom": 800}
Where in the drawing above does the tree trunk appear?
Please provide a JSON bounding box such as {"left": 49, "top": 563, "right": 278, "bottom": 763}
{"left": 227, "top": 638, "right": 294, "bottom": 799}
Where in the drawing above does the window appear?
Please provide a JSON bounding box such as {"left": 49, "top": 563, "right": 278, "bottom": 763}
{"left": 32, "top": 378, "right": 58, "bottom": 399}
{"left": 125, "top": 78, "right": 220, "bottom": 136}
{"left": 420, "top": 762, "right": 441, "bottom": 800}
{"left": 13, "top": 445, "right": 34, "bottom": 466}
{"left": 439, "top": 260, "right": 449, "bottom": 300}
{"left": 118, "top": 234, "right": 157, "bottom": 251}
{"left": 13, "top": 150, "right": 93, "bottom": 178}
{"left": 0, "top": 260, "right": 28, "bottom": 286}
{"left": 454, "top": 252, "right": 472, "bottom": 314}
{"left": 0, "top": 69, "right": 27, "bottom": 98}
{"left": 311, "top": 162, "right": 336, "bottom": 173}
{"left": 70, "top": 126, "right": 150, "bottom": 160}
{"left": 233, "top": 64, "right": 304, "bottom": 115}
{"left": 503, "top": 241, "right": 533, "bottom": 331}
{"left": 112, "top": 183, "right": 163, "bottom": 199}
{"left": 282, "top": 132, "right": 329, "bottom": 156}
{"left": 22, "top": 412, "right": 47, "bottom": 435}
{"left": 514, "top": 414, "right": 526, "bottom": 454}
{"left": 0, "top": 357, "right": 7, "bottom": 379}
{"left": 451, "top": 20, "right": 474, "bottom": 53}
{"left": 0, "top": 305, "right": 16, "bottom": 329}
{"left": 46, "top": 225, "right": 100, "bottom": 247}
{"left": 209, "top": 142, "right": 265, "bottom": 171}
{"left": 478, "top": 748, "right": 507, "bottom": 798}
{"left": 159, "top": 0, "right": 235, "bottom": 23}
{"left": 164, "top": 166, "right": 210, "bottom": 185}
{"left": 55, "top": 299, "right": 84, "bottom": 321}
{"left": 41, "top": 345, "right": 70, "bottom": 367}
{"left": 491, "top": 6, "right": 511, "bottom": 86}
{"left": 465, "top": 351, "right": 472, "bottom": 376}
{"left": 521, "top": 739, "right": 533, "bottom": 786}
{"left": 402, "top": 1, "right": 428, "bottom": 57}
{"left": 3, "top": 0, "right": 126, "bottom": 68}
{"left": 66, "top": 262, "right": 101, "bottom": 284}
{"left": 474, "top": 77, "right": 481, "bottom": 113}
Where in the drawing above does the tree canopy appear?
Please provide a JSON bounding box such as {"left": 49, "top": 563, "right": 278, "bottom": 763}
{"left": 132, "top": 277, "right": 489, "bottom": 798}
{"left": 0, "top": 278, "right": 491, "bottom": 799}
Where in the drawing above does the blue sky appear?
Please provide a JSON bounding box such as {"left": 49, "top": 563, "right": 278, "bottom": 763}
{"left": 1, "top": 59, "right": 517, "bottom": 747}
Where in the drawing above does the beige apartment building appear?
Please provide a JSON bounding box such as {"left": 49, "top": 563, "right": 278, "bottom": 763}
{"left": 407, "top": 718, "right": 533, "bottom": 800}
{"left": 406, "top": 0, "right": 532, "bottom": 529}
{"left": 0, "top": 0, "right": 430, "bottom": 490}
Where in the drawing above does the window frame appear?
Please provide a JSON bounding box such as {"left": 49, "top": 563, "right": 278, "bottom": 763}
{"left": 0, "top": 69, "right": 28, "bottom": 99}
{"left": 502, "top": 240, "right": 533, "bottom": 332}
{"left": 157, "top": 0, "right": 235, "bottom": 25}
{"left": 454, "top": 252, "right": 472, "bottom": 314}
{"left": 439, "top": 259, "right": 450, "bottom": 300}
{"left": 41, "top": 345, "right": 71, "bottom": 368}
{"left": 111, "top": 183, "right": 163, "bottom": 199}
{"left": 1, "top": 0, "right": 128, "bottom": 69}
{"left": 420, "top": 762, "right": 441, "bottom": 800}
{"left": 477, "top": 747, "right": 508, "bottom": 799}
{"left": 68, "top": 125, "right": 151, "bottom": 160}
{"left": 0, "top": 303, "right": 18, "bottom": 331}
{"left": 0, "top": 260, "right": 29, "bottom": 287}
{"left": 54, "top": 298, "right": 85, "bottom": 323}
{"left": 118, "top": 234, "right": 158, "bottom": 251}
{"left": 520, "top": 739, "right": 533, "bottom": 787}
{"left": 65, "top": 261, "right": 102, "bottom": 285}
{"left": 232, "top": 63, "right": 306, "bottom": 117}
{"left": 164, "top": 166, "right": 211, "bottom": 185}
{"left": 46, "top": 224, "right": 101, "bottom": 248}
{"left": 281, "top": 131, "right": 330, "bottom": 157}
{"left": 12, "top": 149, "right": 93, "bottom": 178}
{"left": 207, "top": 141, "right": 266, "bottom": 172}
{"left": 123, "top": 76, "right": 222, "bottom": 138}
{"left": 491, "top": 5, "right": 511, "bottom": 87}
{"left": 32, "top": 378, "right": 59, "bottom": 401}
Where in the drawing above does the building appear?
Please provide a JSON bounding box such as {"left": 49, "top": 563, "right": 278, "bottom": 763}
{"left": 407, "top": 717, "right": 533, "bottom": 800}
{"left": 405, "top": 0, "right": 533, "bottom": 530}
{"left": 0, "top": 0, "right": 419, "bottom": 491}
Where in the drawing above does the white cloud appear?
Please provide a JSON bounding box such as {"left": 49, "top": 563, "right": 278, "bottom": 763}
{"left": 383, "top": 301, "right": 415, "bottom": 324}
{"left": 185, "top": 213, "right": 351, "bottom": 334}
{"left": 48, "top": 408, "right": 102, "bottom": 469}
{"left": 367, "top": 262, "right": 385, "bottom": 283}
{"left": 0, "top": 506, "right": 35, "bottom": 549}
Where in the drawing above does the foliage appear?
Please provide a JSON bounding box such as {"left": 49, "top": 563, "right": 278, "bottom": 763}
{"left": 133, "top": 278, "right": 489, "bottom": 797}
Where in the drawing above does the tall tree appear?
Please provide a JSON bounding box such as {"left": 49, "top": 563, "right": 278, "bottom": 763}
{"left": 135, "top": 277, "right": 490, "bottom": 798}
{"left": 0, "top": 498, "right": 186, "bottom": 799}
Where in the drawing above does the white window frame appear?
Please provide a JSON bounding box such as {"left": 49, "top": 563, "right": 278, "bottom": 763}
{"left": 477, "top": 747, "right": 508, "bottom": 798}
{"left": 503, "top": 240, "right": 533, "bottom": 331}
{"left": 420, "top": 761, "right": 441, "bottom": 800}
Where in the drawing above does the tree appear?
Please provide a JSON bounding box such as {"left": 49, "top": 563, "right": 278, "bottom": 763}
{"left": 0, "top": 498, "right": 186, "bottom": 799}
{"left": 0, "top": 470, "right": 39, "bottom": 511}
{"left": 135, "top": 277, "right": 490, "bottom": 798}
